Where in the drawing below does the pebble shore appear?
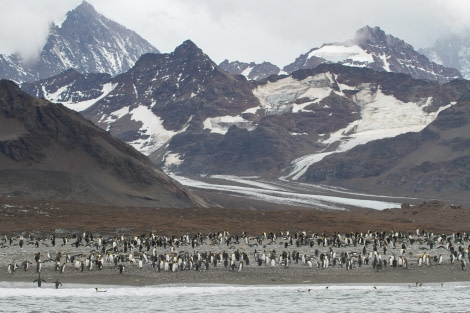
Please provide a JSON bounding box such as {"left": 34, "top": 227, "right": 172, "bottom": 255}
{"left": 1, "top": 230, "right": 469, "bottom": 287}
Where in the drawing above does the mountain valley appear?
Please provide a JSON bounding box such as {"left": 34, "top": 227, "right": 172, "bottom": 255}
{"left": 1, "top": 1, "right": 469, "bottom": 220}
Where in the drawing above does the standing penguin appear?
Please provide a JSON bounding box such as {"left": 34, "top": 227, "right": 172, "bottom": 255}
{"left": 54, "top": 280, "right": 62, "bottom": 289}
{"left": 238, "top": 260, "right": 244, "bottom": 272}
{"left": 22, "top": 260, "right": 32, "bottom": 271}
{"left": 7, "top": 263, "right": 18, "bottom": 274}
{"left": 270, "top": 258, "right": 276, "bottom": 267}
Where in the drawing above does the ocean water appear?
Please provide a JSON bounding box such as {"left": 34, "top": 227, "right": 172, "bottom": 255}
{"left": 0, "top": 282, "right": 469, "bottom": 313}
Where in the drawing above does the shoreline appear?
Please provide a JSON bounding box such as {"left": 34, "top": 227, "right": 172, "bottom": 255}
{"left": 1, "top": 280, "right": 468, "bottom": 289}
{"left": 1, "top": 226, "right": 469, "bottom": 290}
{"left": 1, "top": 262, "right": 469, "bottom": 288}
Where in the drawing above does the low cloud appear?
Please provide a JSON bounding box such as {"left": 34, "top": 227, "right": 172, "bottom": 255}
{"left": 0, "top": 0, "right": 79, "bottom": 61}
{"left": 1, "top": 0, "right": 470, "bottom": 66}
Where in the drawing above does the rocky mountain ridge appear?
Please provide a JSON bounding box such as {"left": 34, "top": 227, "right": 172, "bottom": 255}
{"left": 301, "top": 79, "right": 470, "bottom": 201}
{"left": 0, "top": 1, "right": 159, "bottom": 83}
{"left": 218, "top": 60, "right": 281, "bottom": 80}
{"left": 23, "top": 40, "right": 259, "bottom": 156}
{"left": 222, "top": 26, "right": 462, "bottom": 84}
{"left": 0, "top": 79, "right": 207, "bottom": 208}
{"left": 20, "top": 39, "right": 470, "bottom": 202}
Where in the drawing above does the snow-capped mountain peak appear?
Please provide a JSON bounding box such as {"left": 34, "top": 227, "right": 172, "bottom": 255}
{"left": 283, "top": 26, "right": 462, "bottom": 83}
{"left": 0, "top": 1, "right": 159, "bottom": 83}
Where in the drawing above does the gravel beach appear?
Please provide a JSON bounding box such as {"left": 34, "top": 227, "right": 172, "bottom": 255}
{"left": 1, "top": 230, "right": 469, "bottom": 287}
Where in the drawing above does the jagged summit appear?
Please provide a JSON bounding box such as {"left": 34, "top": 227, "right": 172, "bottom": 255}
{"left": 173, "top": 40, "right": 204, "bottom": 56}
{"left": 0, "top": 1, "right": 159, "bottom": 83}
{"left": 352, "top": 26, "right": 415, "bottom": 52}
{"left": 219, "top": 26, "right": 461, "bottom": 83}
{"left": 219, "top": 59, "right": 281, "bottom": 80}
{"left": 130, "top": 40, "right": 221, "bottom": 78}
{"left": 75, "top": 0, "right": 95, "bottom": 13}
{"left": 283, "top": 26, "right": 462, "bottom": 83}
{"left": 354, "top": 26, "right": 394, "bottom": 45}
{"left": 22, "top": 40, "right": 258, "bottom": 156}
{"left": 59, "top": 1, "right": 104, "bottom": 30}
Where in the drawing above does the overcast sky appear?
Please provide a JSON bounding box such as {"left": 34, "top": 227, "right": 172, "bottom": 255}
{"left": 1, "top": 0, "right": 470, "bottom": 66}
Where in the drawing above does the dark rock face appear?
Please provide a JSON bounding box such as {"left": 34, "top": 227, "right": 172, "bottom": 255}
{"left": 0, "top": 80, "right": 207, "bottom": 208}
{"left": 21, "top": 69, "right": 112, "bottom": 103}
{"left": 301, "top": 79, "right": 470, "bottom": 201}
{"left": 0, "top": 1, "right": 159, "bottom": 83}
{"left": 0, "top": 54, "right": 36, "bottom": 84}
{"left": 97, "top": 41, "right": 258, "bottom": 132}
{"left": 20, "top": 37, "right": 469, "bottom": 202}
{"left": 23, "top": 40, "right": 260, "bottom": 157}
{"left": 162, "top": 123, "right": 311, "bottom": 177}
{"left": 219, "top": 60, "right": 281, "bottom": 80}
{"left": 284, "top": 26, "right": 462, "bottom": 83}
{"left": 157, "top": 64, "right": 459, "bottom": 179}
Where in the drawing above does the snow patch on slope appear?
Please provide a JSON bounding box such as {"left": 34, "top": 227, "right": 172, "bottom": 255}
{"left": 285, "top": 86, "right": 455, "bottom": 180}
{"left": 99, "top": 104, "right": 178, "bottom": 155}
{"left": 127, "top": 105, "right": 178, "bottom": 155}
{"left": 253, "top": 73, "right": 336, "bottom": 114}
{"left": 44, "top": 82, "right": 117, "bottom": 112}
{"left": 163, "top": 152, "right": 184, "bottom": 167}
{"left": 101, "top": 106, "right": 129, "bottom": 125}
{"left": 241, "top": 66, "right": 253, "bottom": 77}
{"left": 309, "top": 45, "right": 373, "bottom": 65}
{"left": 202, "top": 72, "right": 339, "bottom": 135}
{"left": 203, "top": 115, "right": 256, "bottom": 134}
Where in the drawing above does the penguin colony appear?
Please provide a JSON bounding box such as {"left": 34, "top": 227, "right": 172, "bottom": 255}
{"left": 1, "top": 229, "right": 469, "bottom": 284}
